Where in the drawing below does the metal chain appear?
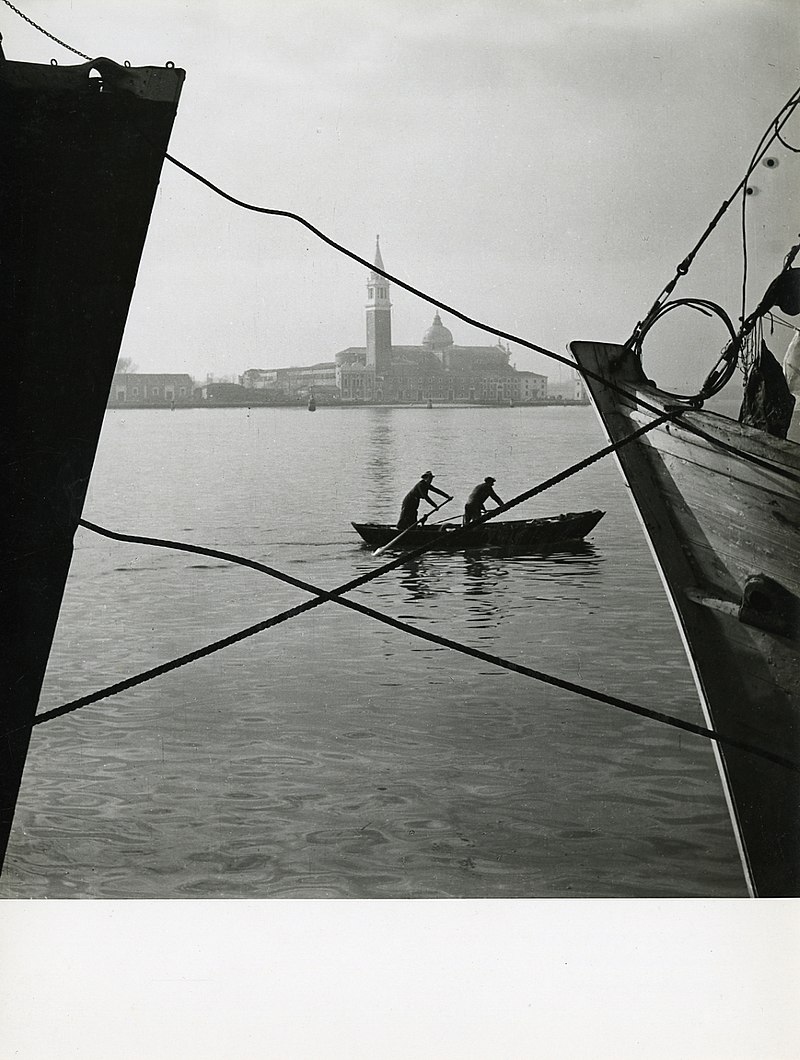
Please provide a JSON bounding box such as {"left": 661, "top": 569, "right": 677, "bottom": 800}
{"left": 1, "top": 0, "right": 91, "bottom": 60}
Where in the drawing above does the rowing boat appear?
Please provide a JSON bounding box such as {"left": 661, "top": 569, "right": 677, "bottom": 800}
{"left": 352, "top": 509, "right": 604, "bottom": 552}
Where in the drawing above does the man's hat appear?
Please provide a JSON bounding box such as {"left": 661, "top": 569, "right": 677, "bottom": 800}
{"left": 421, "top": 470, "right": 434, "bottom": 479}
{"left": 484, "top": 476, "right": 496, "bottom": 483}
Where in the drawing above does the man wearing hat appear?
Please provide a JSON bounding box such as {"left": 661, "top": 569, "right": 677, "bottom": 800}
{"left": 397, "top": 471, "right": 452, "bottom": 530}
{"left": 464, "top": 477, "right": 504, "bottom": 524}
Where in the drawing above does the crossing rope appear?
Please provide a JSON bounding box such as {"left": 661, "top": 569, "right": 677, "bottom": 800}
{"left": 50, "top": 518, "right": 795, "bottom": 775}
{"left": 4, "top": 2, "right": 799, "bottom": 777}
{"left": 26, "top": 412, "right": 672, "bottom": 725}
{"left": 6, "top": 0, "right": 800, "bottom": 418}
{"left": 18, "top": 410, "right": 800, "bottom": 773}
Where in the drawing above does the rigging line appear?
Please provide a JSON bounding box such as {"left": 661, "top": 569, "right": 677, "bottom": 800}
{"left": 737, "top": 93, "right": 800, "bottom": 328}
{"left": 628, "top": 85, "right": 800, "bottom": 344}
{"left": 739, "top": 97, "right": 800, "bottom": 320}
{"left": 770, "top": 314, "right": 800, "bottom": 332}
{"left": 734, "top": 96, "right": 796, "bottom": 329}
{"left": 156, "top": 110, "right": 800, "bottom": 445}
{"left": 164, "top": 149, "right": 794, "bottom": 420}
{"left": 271, "top": 411, "right": 679, "bottom": 589}
{"left": 775, "top": 126, "right": 800, "bottom": 153}
{"left": 54, "top": 518, "right": 798, "bottom": 775}
{"left": 21, "top": 418, "right": 797, "bottom": 771}
{"left": 162, "top": 153, "right": 712, "bottom": 420}
{"left": 18, "top": 412, "right": 675, "bottom": 732}
{"left": 0, "top": 0, "right": 91, "bottom": 59}
{"left": 18, "top": 410, "right": 797, "bottom": 773}
{"left": 132, "top": 78, "right": 796, "bottom": 417}
{"left": 29, "top": 596, "right": 325, "bottom": 728}
{"left": 6, "top": 0, "right": 799, "bottom": 394}
{"left": 2, "top": 14, "right": 793, "bottom": 735}
{"left": 164, "top": 156, "right": 627, "bottom": 398}
{"left": 92, "top": 81, "right": 800, "bottom": 436}
{"left": 740, "top": 173, "right": 750, "bottom": 330}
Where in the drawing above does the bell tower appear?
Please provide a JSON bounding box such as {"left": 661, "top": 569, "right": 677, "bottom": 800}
{"left": 366, "top": 235, "right": 392, "bottom": 372}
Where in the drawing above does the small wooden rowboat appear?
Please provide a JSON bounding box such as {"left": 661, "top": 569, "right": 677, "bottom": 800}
{"left": 352, "top": 509, "right": 604, "bottom": 552}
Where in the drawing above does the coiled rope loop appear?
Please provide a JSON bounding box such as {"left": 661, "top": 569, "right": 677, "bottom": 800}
{"left": 628, "top": 298, "right": 740, "bottom": 405}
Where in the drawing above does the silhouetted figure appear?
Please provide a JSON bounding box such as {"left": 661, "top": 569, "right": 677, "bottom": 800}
{"left": 397, "top": 471, "right": 451, "bottom": 530}
{"left": 464, "top": 477, "right": 503, "bottom": 524}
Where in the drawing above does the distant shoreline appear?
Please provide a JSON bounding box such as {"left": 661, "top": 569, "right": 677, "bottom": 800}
{"left": 106, "top": 400, "right": 591, "bottom": 411}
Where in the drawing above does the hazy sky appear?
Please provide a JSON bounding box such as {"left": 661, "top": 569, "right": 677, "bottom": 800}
{"left": 4, "top": 4, "right": 800, "bottom": 1030}
{"left": 7, "top": 1, "right": 799, "bottom": 385}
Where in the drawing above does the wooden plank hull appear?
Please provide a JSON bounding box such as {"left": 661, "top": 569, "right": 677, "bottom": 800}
{"left": 352, "top": 509, "right": 604, "bottom": 552}
{"left": 0, "top": 59, "right": 184, "bottom": 871}
{"left": 571, "top": 340, "right": 800, "bottom": 896}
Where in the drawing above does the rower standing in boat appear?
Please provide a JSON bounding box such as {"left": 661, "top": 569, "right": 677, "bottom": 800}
{"left": 397, "top": 471, "right": 452, "bottom": 530}
{"left": 464, "top": 477, "right": 504, "bottom": 524}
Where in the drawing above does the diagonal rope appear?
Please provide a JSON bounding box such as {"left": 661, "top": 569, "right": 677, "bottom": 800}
{"left": 4, "top": 1, "right": 798, "bottom": 776}
{"left": 17, "top": 411, "right": 672, "bottom": 731}
{"left": 4, "top": 0, "right": 800, "bottom": 411}
{"left": 8, "top": 0, "right": 799, "bottom": 433}
{"left": 163, "top": 152, "right": 590, "bottom": 386}
{"left": 157, "top": 159, "right": 800, "bottom": 476}
{"left": 160, "top": 153, "right": 732, "bottom": 418}
{"left": 57, "top": 518, "right": 798, "bottom": 774}
{"left": 14, "top": 408, "right": 800, "bottom": 772}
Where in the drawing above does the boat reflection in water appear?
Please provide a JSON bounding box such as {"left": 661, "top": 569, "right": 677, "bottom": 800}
{"left": 392, "top": 544, "right": 601, "bottom": 618}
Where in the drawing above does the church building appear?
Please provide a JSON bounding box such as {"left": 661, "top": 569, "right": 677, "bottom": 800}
{"left": 335, "top": 239, "right": 547, "bottom": 404}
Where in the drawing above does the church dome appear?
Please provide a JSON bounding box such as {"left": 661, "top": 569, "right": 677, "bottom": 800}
{"left": 422, "top": 312, "right": 454, "bottom": 349}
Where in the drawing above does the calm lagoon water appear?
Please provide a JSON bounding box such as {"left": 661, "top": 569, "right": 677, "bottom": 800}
{"left": 1, "top": 404, "right": 746, "bottom": 897}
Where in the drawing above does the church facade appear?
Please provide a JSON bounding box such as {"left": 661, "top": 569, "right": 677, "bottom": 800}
{"left": 334, "top": 239, "right": 547, "bottom": 404}
{"left": 241, "top": 240, "right": 548, "bottom": 404}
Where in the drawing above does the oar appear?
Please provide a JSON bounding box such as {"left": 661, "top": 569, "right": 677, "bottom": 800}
{"left": 373, "top": 497, "right": 452, "bottom": 557}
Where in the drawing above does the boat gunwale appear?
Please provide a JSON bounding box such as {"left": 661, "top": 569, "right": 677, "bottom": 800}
{"left": 568, "top": 345, "right": 800, "bottom": 473}
{"left": 571, "top": 338, "right": 800, "bottom": 898}
{"left": 353, "top": 510, "right": 605, "bottom": 533}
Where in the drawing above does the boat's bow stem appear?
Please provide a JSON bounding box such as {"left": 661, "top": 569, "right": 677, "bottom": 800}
{"left": 572, "top": 339, "right": 800, "bottom": 897}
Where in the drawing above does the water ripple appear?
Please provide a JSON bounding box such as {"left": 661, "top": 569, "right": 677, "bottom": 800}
{"left": 1, "top": 407, "right": 747, "bottom": 898}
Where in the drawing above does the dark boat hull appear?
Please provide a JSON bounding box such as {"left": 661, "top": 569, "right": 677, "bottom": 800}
{"left": 0, "top": 58, "right": 184, "bottom": 870}
{"left": 352, "top": 509, "right": 604, "bottom": 552}
{"left": 571, "top": 340, "right": 800, "bottom": 897}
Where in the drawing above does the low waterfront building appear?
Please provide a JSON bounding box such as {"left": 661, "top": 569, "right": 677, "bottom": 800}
{"left": 108, "top": 373, "right": 194, "bottom": 407}
{"left": 278, "top": 363, "right": 338, "bottom": 396}
{"left": 241, "top": 363, "right": 339, "bottom": 401}
{"left": 547, "top": 374, "right": 589, "bottom": 402}
{"left": 195, "top": 382, "right": 264, "bottom": 405}
{"left": 241, "top": 368, "right": 281, "bottom": 391}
